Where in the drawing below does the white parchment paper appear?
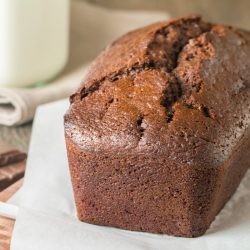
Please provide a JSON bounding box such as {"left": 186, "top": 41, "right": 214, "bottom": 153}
{"left": 10, "top": 99, "right": 250, "bottom": 250}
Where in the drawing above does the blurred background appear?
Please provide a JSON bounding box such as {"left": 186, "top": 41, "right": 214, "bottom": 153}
{"left": 90, "top": 0, "right": 250, "bottom": 29}
{"left": 0, "top": 0, "right": 249, "bottom": 153}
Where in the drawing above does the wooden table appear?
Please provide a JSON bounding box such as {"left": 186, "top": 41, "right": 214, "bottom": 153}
{"left": 0, "top": 122, "right": 30, "bottom": 250}
{"left": 0, "top": 179, "right": 23, "bottom": 250}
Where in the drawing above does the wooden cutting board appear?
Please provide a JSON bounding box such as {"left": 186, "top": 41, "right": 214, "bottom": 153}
{"left": 0, "top": 178, "right": 23, "bottom": 250}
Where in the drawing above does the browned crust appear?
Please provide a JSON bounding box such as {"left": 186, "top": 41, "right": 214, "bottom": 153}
{"left": 65, "top": 16, "right": 250, "bottom": 237}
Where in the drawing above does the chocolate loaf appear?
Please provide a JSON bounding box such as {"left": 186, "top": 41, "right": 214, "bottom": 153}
{"left": 64, "top": 16, "right": 250, "bottom": 237}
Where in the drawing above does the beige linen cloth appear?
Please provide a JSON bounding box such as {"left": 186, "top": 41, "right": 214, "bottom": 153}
{"left": 0, "top": 0, "right": 169, "bottom": 126}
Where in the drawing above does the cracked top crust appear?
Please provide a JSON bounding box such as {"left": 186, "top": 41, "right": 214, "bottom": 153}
{"left": 65, "top": 16, "right": 250, "bottom": 167}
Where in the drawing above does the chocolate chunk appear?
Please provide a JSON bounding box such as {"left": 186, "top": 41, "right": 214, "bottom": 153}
{"left": 0, "top": 141, "right": 27, "bottom": 167}
{"left": 0, "top": 160, "right": 26, "bottom": 191}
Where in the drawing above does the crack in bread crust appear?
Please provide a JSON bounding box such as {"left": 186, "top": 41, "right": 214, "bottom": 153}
{"left": 66, "top": 16, "right": 250, "bottom": 158}
{"left": 79, "top": 61, "right": 155, "bottom": 99}
{"left": 77, "top": 16, "right": 214, "bottom": 124}
{"left": 78, "top": 18, "right": 208, "bottom": 93}
{"left": 80, "top": 17, "right": 212, "bottom": 126}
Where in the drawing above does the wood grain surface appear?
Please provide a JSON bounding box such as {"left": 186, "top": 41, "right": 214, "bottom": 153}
{"left": 0, "top": 179, "right": 23, "bottom": 250}
{"left": 0, "top": 124, "right": 32, "bottom": 153}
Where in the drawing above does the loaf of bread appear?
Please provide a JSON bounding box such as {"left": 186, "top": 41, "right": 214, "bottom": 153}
{"left": 64, "top": 16, "right": 250, "bottom": 237}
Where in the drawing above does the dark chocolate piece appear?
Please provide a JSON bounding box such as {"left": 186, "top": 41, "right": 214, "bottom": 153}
{"left": 0, "top": 160, "right": 26, "bottom": 191}
{"left": 0, "top": 141, "right": 27, "bottom": 167}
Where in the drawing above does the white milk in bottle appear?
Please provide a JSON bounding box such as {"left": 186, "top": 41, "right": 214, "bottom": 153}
{"left": 0, "top": 0, "right": 69, "bottom": 87}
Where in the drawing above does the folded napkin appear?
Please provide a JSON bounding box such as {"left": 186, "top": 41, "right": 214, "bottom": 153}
{"left": 0, "top": 68, "right": 84, "bottom": 126}
{"left": 0, "top": 0, "right": 169, "bottom": 126}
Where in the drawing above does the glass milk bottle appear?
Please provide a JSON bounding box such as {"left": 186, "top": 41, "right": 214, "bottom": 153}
{"left": 0, "top": 0, "right": 69, "bottom": 87}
